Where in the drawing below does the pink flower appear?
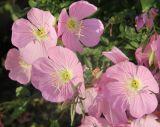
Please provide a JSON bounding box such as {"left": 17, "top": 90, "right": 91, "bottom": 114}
{"left": 135, "top": 13, "right": 147, "bottom": 31}
{"left": 131, "top": 114, "right": 160, "bottom": 127}
{"left": 58, "top": 1, "right": 104, "bottom": 52}
{"left": 5, "top": 48, "right": 32, "bottom": 84}
{"left": 5, "top": 42, "right": 47, "bottom": 84}
{"left": 149, "top": 8, "right": 159, "bottom": 19}
{"left": 103, "top": 47, "right": 129, "bottom": 64}
{"left": 135, "top": 8, "right": 158, "bottom": 31}
{"left": 12, "top": 8, "right": 57, "bottom": 49}
{"left": 90, "top": 76, "right": 128, "bottom": 126}
{"left": 135, "top": 47, "right": 148, "bottom": 65}
{"left": 76, "top": 87, "right": 98, "bottom": 114}
{"left": 135, "top": 33, "right": 160, "bottom": 67}
{"left": 79, "top": 116, "right": 108, "bottom": 127}
{"left": 31, "top": 46, "right": 85, "bottom": 102}
{"left": 76, "top": 76, "right": 128, "bottom": 126}
{"left": 104, "top": 61, "right": 159, "bottom": 118}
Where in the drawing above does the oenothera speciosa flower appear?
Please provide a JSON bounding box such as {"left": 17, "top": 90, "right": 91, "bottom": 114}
{"left": 5, "top": 42, "right": 47, "bottom": 84}
{"left": 12, "top": 8, "right": 57, "bottom": 49}
{"left": 135, "top": 8, "right": 158, "bottom": 31}
{"left": 76, "top": 77, "right": 128, "bottom": 126}
{"left": 31, "top": 46, "right": 85, "bottom": 102}
{"left": 135, "top": 33, "right": 160, "bottom": 68}
{"left": 104, "top": 61, "right": 159, "bottom": 118}
{"left": 58, "top": 1, "right": 104, "bottom": 52}
{"left": 76, "top": 87, "right": 98, "bottom": 114}
{"left": 5, "top": 48, "right": 32, "bottom": 84}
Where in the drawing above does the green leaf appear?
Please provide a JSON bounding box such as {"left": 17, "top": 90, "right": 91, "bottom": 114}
{"left": 50, "top": 120, "right": 60, "bottom": 127}
{"left": 28, "top": 0, "right": 37, "bottom": 7}
{"left": 84, "top": 69, "right": 93, "bottom": 84}
{"left": 16, "top": 86, "right": 30, "bottom": 97}
{"left": 83, "top": 56, "right": 92, "bottom": 69}
{"left": 140, "top": 0, "right": 156, "bottom": 12}
{"left": 70, "top": 103, "right": 76, "bottom": 126}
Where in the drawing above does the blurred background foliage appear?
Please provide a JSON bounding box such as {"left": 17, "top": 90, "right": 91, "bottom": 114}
{"left": 0, "top": 0, "right": 160, "bottom": 126}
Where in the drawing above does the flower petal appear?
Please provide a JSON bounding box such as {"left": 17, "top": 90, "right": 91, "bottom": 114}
{"left": 62, "top": 31, "right": 83, "bottom": 52}
{"left": 103, "top": 47, "right": 129, "bottom": 64}
{"left": 27, "top": 8, "right": 55, "bottom": 28}
{"left": 76, "top": 87, "right": 98, "bottom": 114}
{"left": 129, "top": 93, "right": 158, "bottom": 118}
{"left": 5, "top": 48, "right": 31, "bottom": 84}
{"left": 137, "top": 65, "right": 159, "bottom": 93}
{"left": 20, "top": 41, "right": 48, "bottom": 64}
{"left": 58, "top": 8, "right": 69, "bottom": 37}
{"left": 79, "top": 19, "right": 104, "bottom": 47}
{"left": 5, "top": 48, "right": 20, "bottom": 70}
{"left": 69, "top": 1, "right": 97, "bottom": 20}
{"left": 11, "top": 18, "right": 35, "bottom": 48}
{"left": 9, "top": 66, "right": 31, "bottom": 84}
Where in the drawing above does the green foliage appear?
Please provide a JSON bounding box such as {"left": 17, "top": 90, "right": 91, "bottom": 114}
{"left": 140, "top": 0, "right": 157, "bottom": 12}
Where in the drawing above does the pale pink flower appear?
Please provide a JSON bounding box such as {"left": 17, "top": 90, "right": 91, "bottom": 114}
{"left": 135, "top": 47, "right": 148, "bottom": 65}
{"left": 131, "top": 114, "right": 160, "bottom": 127}
{"left": 79, "top": 116, "right": 108, "bottom": 127}
{"left": 12, "top": 8, "right": 57, "bottom": 49}
{"left": 104, "top": 61, "right": 159, "bottom": 118}
{"left": 58, "top": 1, "right": 104, "bottom": 52}
{"left": 91, "top": 76, "right": 128, "bottom": 126}
{"left": 5, "top": 48, "right": 32, "bottom": 84}
{"left": 76, "top": 87, "right": 98, "bottom": 114}
{"left": 76, "top": 76, "right": 128, "bottom": 126}
{"left": 135, "top": 8, "right": 158, "bottom": 31}
{"left": 5, "top": 42, "right": 47, "bottom": 84}
{"left": 135, "top": 13, "right": 147, "bottom": 31}
{"left": 103, "top": 47, "right": 129, "bottom": 64}
{"left": 135, "top": 33, "right": 160, "bottom": 67}
{"left": 31, "top": 46, "right": 85, "bottom": 102}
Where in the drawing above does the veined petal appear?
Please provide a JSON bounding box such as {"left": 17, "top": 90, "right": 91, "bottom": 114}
{"left": 79, "top": 19, "right": 104, "bottom": 47}
{"left": 103, "top": 47, "right": 129, "bottom": 64}
{"left": 129, "top": 93, "right": 158, "bottom": 118}
{"left": 69, "top": 1, "right": 97, "bottom": 20}
{"left": 11, "top": 18, "right": 35, "bottom": 48}
{"left": 27, "top": 8, "right": 55, "bottom": 28}
{"left": 62, "top": 31, "right": 83, "bottom": 52}
{"left": 58, "top": 8, "right": 69, "bottom": 37}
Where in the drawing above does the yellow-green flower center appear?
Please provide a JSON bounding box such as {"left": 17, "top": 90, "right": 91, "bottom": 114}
{"left": 66, "top": 18, "right": 78, "bottom": 31}
{"left": 130, "top": 79, "right": 141, "bottom": 91}
{"left": 33, "top": 27, "right": 47, "bottom": 40}
{"left": 19, "top": 59, "right": 31, "bottom": 69}
{"left": 59, "top": 69, "right": 73, "bottom": 84}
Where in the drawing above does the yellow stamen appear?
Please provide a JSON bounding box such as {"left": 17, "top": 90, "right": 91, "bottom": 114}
{"left": 66, "top": 18, "right": 78, "bottom": 32}
{"left": 33, "top": 27, "right": 47, "bottom": 40}
{"left": 59, "top": 68, "right": 73, "bottom": 84}
{"left": 19, "top": 59, "right": 31, "bottom": 69}
{"left": 129, "top": 79, "right": 142, "bottom": 91}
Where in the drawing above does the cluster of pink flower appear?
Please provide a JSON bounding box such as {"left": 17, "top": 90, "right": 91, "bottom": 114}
{"left": 4, "top": 1, "right": 160, "bottom": 127}
{"left": 135, "top": 8, "right": 158, "bottom": 31}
